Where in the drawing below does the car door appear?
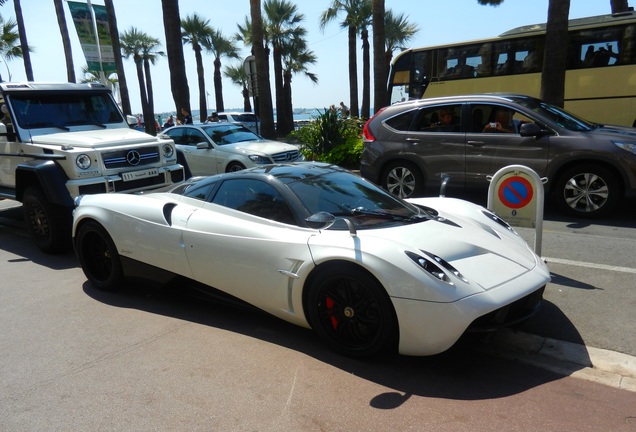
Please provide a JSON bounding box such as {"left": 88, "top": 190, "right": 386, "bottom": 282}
{"left": 464, "top": 103, "right": 551, "bottom": 189}
{"left": 401, "top": 103, "right": 466, "bottom": 192}
{"left": 181, "top": 178, "right": 315, "bottom": 321}
{"left": 169, "top": 126, "right": 220, "bottom": 176}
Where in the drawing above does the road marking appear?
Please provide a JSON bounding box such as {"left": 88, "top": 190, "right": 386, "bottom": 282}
{"left": 545, "top": 256, "right": 636, "bottom": 274}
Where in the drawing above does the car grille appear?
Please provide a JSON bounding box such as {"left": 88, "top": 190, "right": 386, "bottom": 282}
{"left": 102, "top": 146, "right": 160, "bottom": 169}
{"left": 466, "top": 286, "right": 545, "bottom": 332}
{"left": 271, "top": 149, "right": 301, "bottom": 163}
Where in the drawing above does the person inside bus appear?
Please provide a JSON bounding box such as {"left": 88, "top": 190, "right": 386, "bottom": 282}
{"left": 483, "top": 108, "right": 515, "bottom": 133}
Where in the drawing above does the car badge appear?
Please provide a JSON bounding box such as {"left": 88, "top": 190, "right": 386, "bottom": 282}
{"left": 126, "top": 150, "right": 141, "bottom": 166}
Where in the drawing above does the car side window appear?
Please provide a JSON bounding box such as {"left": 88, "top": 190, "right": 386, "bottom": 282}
{"left": 211, "top": 179, "right": 296, "bottom": 225}
{"left": 185, "top": 129, "right": 207, "bottom": 146}
{"left": 473, "top": 104, "right": 534, "bottom": 134}
{"left": 165, "top": 128, "right": 186, "bottom": 144}
{"left": 384, "top": 110, "right": 417, "bottom": 131}
{"left": 414, "top": 105, "right": 461, "bottom": 132}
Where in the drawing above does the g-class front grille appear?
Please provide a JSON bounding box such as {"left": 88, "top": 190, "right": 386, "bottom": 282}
{"left": 102, "top": 147, "right": 160, "bottom": 169}
{"left": 271, "top": 149, "right": 301, "bottom": 163}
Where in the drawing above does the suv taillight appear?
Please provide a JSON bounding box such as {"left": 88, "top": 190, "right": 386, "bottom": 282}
{"left": 362, "top": 107, "right": 387, "bottom": 144}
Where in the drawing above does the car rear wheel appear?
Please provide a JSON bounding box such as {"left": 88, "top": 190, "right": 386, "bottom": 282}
{"left": 306, "top": 264, "right": 398, "bottom": 358}
{"left": 76, "top": 221, "right": 124, "bottom": 291}
{"left": 22, "top": 186, "right": 72, "bottom": 253}
{"left": 553, "top": 164, "right": 620, "bottom": 218}
{"left": 382, "top": 161, "right": 424, "bottom": 199}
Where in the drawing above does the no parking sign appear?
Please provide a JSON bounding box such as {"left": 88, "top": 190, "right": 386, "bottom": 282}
{"left": 487, "top": 165, "right": 547, "bottom": 255}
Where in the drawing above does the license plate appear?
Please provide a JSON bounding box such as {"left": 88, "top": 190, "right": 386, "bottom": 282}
{"left": 122, "top": 168, "right": 159, "bottom": 182}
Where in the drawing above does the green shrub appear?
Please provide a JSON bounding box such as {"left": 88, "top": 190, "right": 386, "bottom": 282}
{"left": 291, "top": 108, "right": 364, "bottom": 169}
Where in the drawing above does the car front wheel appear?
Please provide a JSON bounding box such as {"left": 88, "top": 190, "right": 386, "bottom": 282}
{"left": 553, "top": 164, "right": 620, "bottom": 218}
{"left": 226, "top": 162, "right": 246, "bottom": 172}
{"left": 382, "top": 161, "right": 423, "bottom": 199}
{"left": 22, "top": 186, "right": 72, "bottom": 253}
{"left": 75, "top": 221, "right": 124, "bottom": 291}
{"left": 306, "top": 264, "right": 398, "bottom": 358}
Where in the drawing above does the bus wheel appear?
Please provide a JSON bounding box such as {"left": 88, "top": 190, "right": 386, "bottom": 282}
{"left": 553, "top": 164, "right": 620, "bottom": 218}
{"left": 382, "top": 161, "right": 423, "bottom": 199}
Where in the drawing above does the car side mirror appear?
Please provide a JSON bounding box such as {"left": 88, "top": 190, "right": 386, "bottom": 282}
{"left": 196, "top": 141, "right": 211, "bottom": 149}
{"left": 519, "top": 122, "right": 548, "bottom": 137}
{"left": 305, "top": 212, "right": 336, "bottom": 229}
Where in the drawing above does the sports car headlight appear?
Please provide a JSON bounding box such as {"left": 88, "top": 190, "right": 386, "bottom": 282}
{"left": 76, "top": 154, "right": 92, "bottom": 170}
{"left": 405, "top": 250, "right": 468, "bottom": 285}
{"left": 248, "top": 155, "right": 273, "bottom": 164}
{"left": 612, "top": 141, "right": 636, "bottom": 155}
{"left": 162, "top": 143, "right": 175, "bottom": 158}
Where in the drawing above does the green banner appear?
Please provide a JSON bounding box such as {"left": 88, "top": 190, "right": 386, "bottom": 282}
{"left": 67, "top": 1, "right": 117, "bottom": 74}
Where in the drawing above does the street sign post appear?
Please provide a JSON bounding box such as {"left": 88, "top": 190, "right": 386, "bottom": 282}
{"left": 487, "top": 165, "right": 547, "bottom": 256}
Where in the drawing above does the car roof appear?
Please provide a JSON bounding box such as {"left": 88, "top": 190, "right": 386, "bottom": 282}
{"left": 390, "top": 93, "right": 537, "bottom": 109}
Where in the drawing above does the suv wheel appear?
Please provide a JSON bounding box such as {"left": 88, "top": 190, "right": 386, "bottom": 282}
{"left": 22, "top": 186, "right": 72, "bottom": 253}
{"left": 382, "top": 162, "right": 423, "bottom": 199}
{"left": 553, "top": 164, "right": 620, "bottom": 218}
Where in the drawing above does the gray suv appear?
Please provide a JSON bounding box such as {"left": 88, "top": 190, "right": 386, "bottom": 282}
{"left": 360, "top": 94, "right": 636, "bottom": 218}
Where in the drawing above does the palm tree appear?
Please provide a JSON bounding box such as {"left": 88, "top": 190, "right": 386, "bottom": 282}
{"left": 357, "top": 1, "right": 372, "bottom": 119}
{"left": 263, "top": 0, "right": 306, "bottom": 136}
{"left": 611, "top": 0, "right": 631, "bottom": 12}
{"left": 384, "top": 10, "right": 419, "bottom": 76}
{"left": 372, "top": 0, "right": 388, "bottom": 112}
{"left": 104, "top": 0, "right": 131, "bottom": 115}
{"left": 281, "top": 38, "right": 318, "bottom": 133}
{"left": 53, "top": 0, "right": 75, "bottom": 83}
{"left": 182, "top": 13, "right": 214, "bottom": 122}
{"left": 224, "top": 63, "right": 252, "bottom": 112}
{"left": 12, "top": 0, "right": 33, "bottom": 81}
{"left": 320, "top": 0, "right": 369, "bottom": 118}
{"left": 0, "top": 14, "right": 24, "bottom": 82}
{"left": 80, "top": 65, "right": 118, "bottom": 90}
{"left": 208, "top": 28, "right": 240, "bottom": 114}
{"left": 250, "top": 0, "right": 275, "bottom": 138}
{"left": 161, "top": 0, "right": 190, "bottom": 121}
{"left": 140, "top": 34, "right": 164, "bottom": 135}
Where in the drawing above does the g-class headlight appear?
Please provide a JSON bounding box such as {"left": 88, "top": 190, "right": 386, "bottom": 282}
{"left": 76, "top": 154, "right": 92, "bottom": 170}
{"left": 162, "top": 143, "right": 174, "bottom": 158}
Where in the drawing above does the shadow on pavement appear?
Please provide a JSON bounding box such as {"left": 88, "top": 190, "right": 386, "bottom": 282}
{"left": 83, "top": 279, "right": 588, "bottom": 407}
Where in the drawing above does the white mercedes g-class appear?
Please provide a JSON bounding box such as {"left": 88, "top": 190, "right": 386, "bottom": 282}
{"left": 0, "top": 82, "right": 185, "bottom": 253}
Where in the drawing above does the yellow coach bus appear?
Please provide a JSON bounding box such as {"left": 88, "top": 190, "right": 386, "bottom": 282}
{"left": 388, "top": 11, "right": 636, "bottom": 127}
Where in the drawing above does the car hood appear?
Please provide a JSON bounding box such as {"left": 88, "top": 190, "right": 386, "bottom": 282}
{"left": 29, "top": 128, "right": 162, "bottom": 149}
{"left": 224, "top": 139, "right": 299, "bottom": 155}
{"left": 589, "top": 124, "right": 636, "bottom": 140}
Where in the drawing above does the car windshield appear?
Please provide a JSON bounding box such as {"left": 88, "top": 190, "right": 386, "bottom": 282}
{"left": 9, "top": 91, "right": 124, "bottom": 129}
{"left": 288, "top": 170, "right": 425, "bottom": 228}
{"left": 513, "top": 96, "right": 595, "bottom": 131}
{"left": 201, "top": 124, "right": 260, "bottom": 145}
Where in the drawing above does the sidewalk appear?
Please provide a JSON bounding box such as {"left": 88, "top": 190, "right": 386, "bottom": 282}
{"left": 480, "top": 328, "right": 636, "bottom": 392}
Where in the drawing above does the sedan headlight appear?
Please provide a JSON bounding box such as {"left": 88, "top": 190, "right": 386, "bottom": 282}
{"left": 248, "top": 154, "right": 273, "bottom": 164}
{"left": 613, "top": 141, "right": 636, "bottom": 155}
{"left": 162, "top": 143, "right": 175, "bottom": 158}
{"left": 76, "top": 154, "right": 92, "bottom": 170}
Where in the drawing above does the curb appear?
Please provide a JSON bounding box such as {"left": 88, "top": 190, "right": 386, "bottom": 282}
{"left": 480, "top": 329, "right": 636, "bottom": 392}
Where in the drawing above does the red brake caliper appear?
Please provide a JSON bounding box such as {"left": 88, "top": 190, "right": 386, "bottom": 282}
{"left": 326, "top": 297, "right": 338, "bottom": 330}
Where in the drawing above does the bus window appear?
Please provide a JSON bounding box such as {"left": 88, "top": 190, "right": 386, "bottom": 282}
{"left": 570, "top": 27, "right": 622, "bottom": 68}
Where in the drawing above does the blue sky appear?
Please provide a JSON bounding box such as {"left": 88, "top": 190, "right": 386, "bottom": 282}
{"left": 2, "top": 0, "right": 614, "bottom": 114}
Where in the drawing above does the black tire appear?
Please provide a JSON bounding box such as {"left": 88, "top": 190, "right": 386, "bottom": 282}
{"left": 75, "top": 221, "right": 125, "bottom": 291}
{"left": 553, "top": 164, "right": 620, "bottom": 218}
{"left": 382, "top": 161, "right": 424, "bottom": 199}
{"left": 305, "top": 264, "right": 398, "bottom": 358}
{"left": 226, "top": 162, "right": 246, "bottom": 172}
{"left": 22, "top": 186, "right": 72, "bottom": 253}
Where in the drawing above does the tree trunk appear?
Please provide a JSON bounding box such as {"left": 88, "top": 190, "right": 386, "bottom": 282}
{"left": 143, "top": 59, "right": 157, "bottom": 136}
{"left": 372, "top": 0, "right": 388, "bottom": 111}
{"left": 250, "top": 0, "right": 275, "bottom": 139}
{"left": 54, "top": 0, "right": 75, "bottom": 83}
{"left": 347, "top": 25, "right": 359, "bottom": 117}
{"left": 361, "top": 27, "right": 370, "bottom": 119}
{"left": 540, "top": 0, "right": 571, "bottom": 107}
{"left": 161, "top": 0, "right": 190, "bottom": 119}
{"left": 194, "top": 44, "right": 207, "bottom": 122}
{"left": 13, "top": 0, "right": 33, "bottom": 81}
{"left": 280, "top": 70, "right": 295, "bottom": 136}
{"left": 610, "top": 0, "right": 631, "bottom": 13}
{"left": 104, "top": 0, "right": 131, "bottom": 115}
{"left": 214, "top": 57, "right": 225, "bottom": 113}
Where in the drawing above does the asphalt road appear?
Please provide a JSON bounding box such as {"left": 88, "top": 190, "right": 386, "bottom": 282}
{"left": 2, "top": 198, "right": 636, "bottom": 431}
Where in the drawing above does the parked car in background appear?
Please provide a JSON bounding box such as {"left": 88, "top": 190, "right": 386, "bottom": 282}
{"left": 162, "top": 123, "right": 303, "bottom": 176}
{"left": 73, "top": 162, "right": 549, "bottom": 358}
{"left": 360, "top": 93, "right": 636, "bottom": 218}
{"left": 217, "top": 111, "right": 259, "bottom": 134}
